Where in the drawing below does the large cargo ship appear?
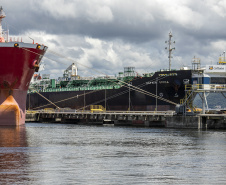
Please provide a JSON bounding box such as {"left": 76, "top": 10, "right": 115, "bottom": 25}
{"left": 27, "top": 66, "right": 192, "bottom": 111}
{"left": 0, "top": 7, "right": 48, "bottom": 125}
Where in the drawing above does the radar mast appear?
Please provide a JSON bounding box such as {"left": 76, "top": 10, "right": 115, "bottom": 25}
{"left": 165, "top": 32, "right": 175, "bottom": 71}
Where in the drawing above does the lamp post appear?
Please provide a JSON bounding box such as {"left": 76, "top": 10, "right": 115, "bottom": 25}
{"left": 84, "top": 90, "right": 85, "bottom": 111}
{"left": 156, "top": 78, "right": 158, "bottom": 111}
{"left": 29, "top": 93, "right": 30, "bottom": 110}
{"left": 128, "top": 82, "right": 131, "bottom": 111}
{"left": 224, "top": 51, "right": 225, "bottom": 62}
{"left": 105, "top": 88, "right": 106, "bottom": 111}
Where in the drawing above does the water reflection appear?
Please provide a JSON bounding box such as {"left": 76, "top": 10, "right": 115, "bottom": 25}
{"left": 0, "top": 126, "right": 29, "bottom": 184}
{"left": 0, "top": 124, "right": 226, "bottom": 184}
{"left": 0, "top": 126, "right": 27, "bottom": 147}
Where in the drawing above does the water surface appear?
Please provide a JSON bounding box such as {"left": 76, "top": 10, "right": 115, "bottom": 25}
{"left": 1, "top": 123, "right": 226, "bottom": 184}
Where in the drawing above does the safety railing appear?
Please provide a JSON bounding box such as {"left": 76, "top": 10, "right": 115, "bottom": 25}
{"left": 185, "top": 84, "right": 226, "bottom": 91}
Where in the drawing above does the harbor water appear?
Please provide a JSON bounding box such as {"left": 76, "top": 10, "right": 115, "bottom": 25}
{"left": 1, "top": 123, "right": 226, "bottom": 184}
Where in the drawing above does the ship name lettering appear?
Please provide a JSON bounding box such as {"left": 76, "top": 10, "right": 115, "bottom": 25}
{"left": 159, "top": 81, "right": 169, "bottom": 84}
{"left": 146, "top": 81, "right": 156, "bottom": 85}
{"left": 158, "top": 73, "right": 177, "bottom": 77}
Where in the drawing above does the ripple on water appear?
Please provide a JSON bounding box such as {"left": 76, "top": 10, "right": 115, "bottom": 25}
{"left": 0, "top": 124, "right": 226, "bottom": 184}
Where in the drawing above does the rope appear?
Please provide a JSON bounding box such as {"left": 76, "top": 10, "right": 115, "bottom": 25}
{"left": 35, "top": 90, "right": 60, "bottom": 109}
{"left": 221, "top": 92, "right": 226, "bottom": 99}
{"left": 32, "top": 90, "right": 99, "bottom": 110}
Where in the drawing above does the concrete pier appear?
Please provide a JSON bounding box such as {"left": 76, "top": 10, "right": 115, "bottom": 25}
{"left": 26, "top": 110, "right": 226, "bottom": 129}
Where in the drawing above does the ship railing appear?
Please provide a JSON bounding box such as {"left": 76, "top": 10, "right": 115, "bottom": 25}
{"left": 185, "top": 84, "right": 226, "bottom": 91}
{"left": 26, "top": 110, "right": 38, "bottom": 114}
{"left": 34, "top": 85, "right": 121, "bottom": 93}
{"left": 31, "top": 110, "right": 175, "bottom": 116}
{"left": 104, "top": 110, "right": 175, "bottom": 115}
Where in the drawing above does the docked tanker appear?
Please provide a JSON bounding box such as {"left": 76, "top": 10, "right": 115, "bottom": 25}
{"left": 0, "top": 7, "right": 48, "bottom": 125}
{"left": 27, "top": 65, "right": 192, "bottom": 111}
{"left": 27, "top": 32, "right": 193, "bottom": 112}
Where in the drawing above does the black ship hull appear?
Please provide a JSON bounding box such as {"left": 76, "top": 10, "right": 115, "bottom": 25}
{"left": 26, "top": 70, "right": 192, "bottom": 111}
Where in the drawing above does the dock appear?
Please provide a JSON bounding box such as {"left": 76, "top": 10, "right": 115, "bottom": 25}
{"left": 26, "top": 110, "right": 226, "bottom": 129}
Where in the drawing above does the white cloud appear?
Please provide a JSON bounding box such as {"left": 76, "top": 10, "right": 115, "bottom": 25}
{"left": 31, "top": 0, "right": 114, "bottom": 23}
{"left": 86, "top": 5, "right": 113, "bottom": 23}
{"left": 207, "top": 0, "right": 226, "bottom": 17}
{"left": 210, "top": 40, "right": 226, "bottom": 55}
{"left": 153, "top": 0, "right": 204, "bottom": 29}
{"left": 31, "top": 0, "right": 77, "bottom": 19}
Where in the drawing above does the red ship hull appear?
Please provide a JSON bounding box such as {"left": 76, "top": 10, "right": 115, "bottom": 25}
{"left": 0, "top": 42, "right": 47, "bottom": 125}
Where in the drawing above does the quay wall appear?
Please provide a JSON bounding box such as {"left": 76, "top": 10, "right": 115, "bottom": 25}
{"left": 25, "top": 111, "right": 226, "bottom": 129}
{"left": 165, "top": 116, "right": 201, "bottom": 129}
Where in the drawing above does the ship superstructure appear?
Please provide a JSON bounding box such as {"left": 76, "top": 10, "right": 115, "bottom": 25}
{"left": 0, "top": 7, "right": 48, "bottom": 125}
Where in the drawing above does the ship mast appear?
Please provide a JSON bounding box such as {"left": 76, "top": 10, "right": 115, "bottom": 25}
{"left": 0, "top": 6, "right": 6, "bottom": 42}
{"left": 165, "top": 32, "right": 175, "bottom": 71}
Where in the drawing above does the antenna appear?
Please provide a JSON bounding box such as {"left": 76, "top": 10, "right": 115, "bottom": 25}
{"left": 165, "top": 32, "right": 175, "bottom": 71}
{"left": 29, "top": 36, "right": 34, "bottom": 44}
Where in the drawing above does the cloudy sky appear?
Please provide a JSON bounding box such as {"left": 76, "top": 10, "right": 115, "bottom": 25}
{"left": 2, "top": 0, "right": 226, "bottom": 77}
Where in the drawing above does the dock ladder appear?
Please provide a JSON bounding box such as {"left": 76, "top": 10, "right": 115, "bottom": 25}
{"left": 180, "top": 85, "right": 197, "bottom": 112}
